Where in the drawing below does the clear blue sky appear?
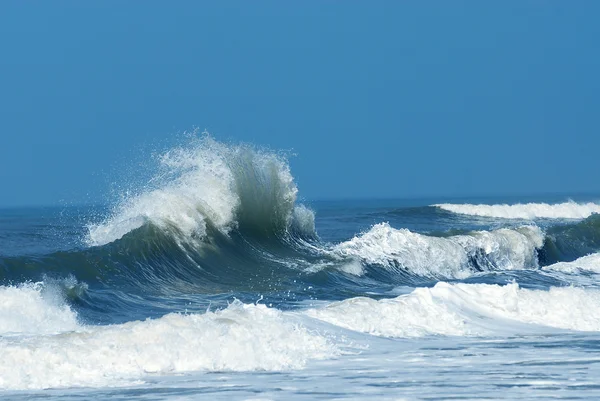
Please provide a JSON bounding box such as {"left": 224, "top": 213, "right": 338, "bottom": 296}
{"left": 1, "top": 1, "right": 599, "bottom": 207}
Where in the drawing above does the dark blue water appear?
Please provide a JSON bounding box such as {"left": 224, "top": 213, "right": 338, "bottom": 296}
{"left": 2, "top": 195, "right": 599, "bottom": 325}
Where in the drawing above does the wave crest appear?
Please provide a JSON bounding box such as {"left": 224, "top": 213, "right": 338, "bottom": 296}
{"left": 87, "top": 135, "right": 315, "bottom": 247}
{"left": 333, "top": 223, "right": 543, "bottom": 278}
{"left": 434, "top": 201, "right": 600, "bottom": 220}
{"left": 0, "top": 282, "right": 79, "bottom": 336}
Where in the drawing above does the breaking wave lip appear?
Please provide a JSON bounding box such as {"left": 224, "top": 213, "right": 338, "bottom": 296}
{"left": 306, "top": 282, "right": 600, "bottom": 338}
{"left": 331, "top": 222, "right": 544, "bottom": 278}
{"left": 433, "top": 201, "right": 600, "bottom": 220}
{"left": 0, "top": 285, "right": 337, "bottom": 390}
{"left": 87, "top": 134, "right": 316, "bottom": 248}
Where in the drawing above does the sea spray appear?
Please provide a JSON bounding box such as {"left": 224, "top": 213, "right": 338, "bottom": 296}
{"left": 87, "top": 134, "right": 316, "bottom": 247}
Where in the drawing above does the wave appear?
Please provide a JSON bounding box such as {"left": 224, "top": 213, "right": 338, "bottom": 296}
{"left": 538, "top": 214, "right": 600, "bottom": 265}
{"left": 0, "top": 284, "right": 337, "bottom": 390}
{"left": 0, "top": 136, "right": 329, "bottom": 297}
{"left": 307, "top": 282, "right": 600, "bottom": 337}
{"left": 0, "top": 225, "right": 327, "bottom": 302}
{"left": 87, "top": 134, "right": 315, "bottom": 247}
{"left": 3, "top": 136, "right": 600, "bottom": 298}
{"left": 3, "top": 214, "right": 599, "bottom": 302}
{"left": 0, "top": 282, "right": 79, "bottom": 336}
{"left": 9, "top": 277, "right": 600, "bottom": 390}
{"left": 543, "top": 253, "right": 600, "bottom": 274}
{"left": 4, "top": 216, "right": 597, "bottom": 300}
{"left": 332, "top": 223, "right": 544, "bottom": 278}
{"left": 0, "top": 221, "right": 547, "bottom": 301}
{"left": 434, "top": 201, "right": 600, "bottom": 220}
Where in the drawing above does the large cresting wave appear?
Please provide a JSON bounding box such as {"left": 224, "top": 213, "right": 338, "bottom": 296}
{"left": 87, "top": 134, "right": 315, "bottom": 247}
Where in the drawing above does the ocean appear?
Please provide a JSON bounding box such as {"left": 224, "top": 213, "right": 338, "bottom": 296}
{"left": 2, "top": 137, "right": 600, "bottom": 400}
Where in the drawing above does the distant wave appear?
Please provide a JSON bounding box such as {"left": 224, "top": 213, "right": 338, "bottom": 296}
{"left": 331, "top": 215, "right": 600, "bottom": 279}
{"left": 332, "top": 223, "right": 544, "bottom": 278}
{"left": 307, "top": 282, "right": 600, "bottom": 337}
{"left": 434, "top": 201, "right": 600, "bottom": 220}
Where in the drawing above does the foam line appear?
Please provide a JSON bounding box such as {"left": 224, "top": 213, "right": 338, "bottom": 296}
{"left": 0, "top": 299, "right": 335, "bottom": 390}
{"left": 307, "top": 282, "right": 600, "bottom": 337}
{"left": 434, "top": 201, "right": 600, "bottom": 219}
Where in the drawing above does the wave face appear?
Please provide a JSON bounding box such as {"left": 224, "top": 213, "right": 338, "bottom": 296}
{"left": 535, "top": 214, "right": 600, "bottom": 266}
{"left": 87, "top": 135, "right": 315, "bottom": 247}
{"left": 434, "top": 201, "right": 600, "bottom": 220}
{"left": 307, "top": 282, "right": 600, "bottom": 337}
{"left": 332, "top": 223, "right": 544, "bottom": 278}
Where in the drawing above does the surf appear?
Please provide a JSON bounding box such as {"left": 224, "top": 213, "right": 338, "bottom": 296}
{"left": 87, "top": 134, "right": 316, "bottom": 247}
{"left": 434, "top": 201, "right": 600, "bottom": 220}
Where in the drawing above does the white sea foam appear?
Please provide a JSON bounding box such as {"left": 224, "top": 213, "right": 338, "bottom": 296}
{"left": 307, "top": 282, "right": 600, "bottom": 337}
{"left": 0, "top": 300, "right": 336, "bottom": 390}
{"left": 434, "top": 201, "right": 600, "bottom": 219}
{"left": 543, "top": 253, "right": 600, "bottom": 274}
{"left": 87, "top": 135, "right": 312, "bottom": 246}
{"left": 333, "top": 223, "right": 543, "bottom": 277}
{"left": 0, "top": 283, "right": 79, "bottom": 336}
{"left": 5, "top": 280, "right": 600, "bottom": 391}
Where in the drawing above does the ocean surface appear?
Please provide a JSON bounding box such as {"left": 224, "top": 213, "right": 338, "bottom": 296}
{"left": 2, "top": 137, "right": 600, "bottom": 400}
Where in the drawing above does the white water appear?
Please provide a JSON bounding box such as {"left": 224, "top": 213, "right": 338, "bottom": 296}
{"left": 544, "top": 252, "right": 600, "bottom": 274}
{"left": 333, "top": 222, "right": 543, "bottom": 277}
{"left": 5, "top": 281, "right": 600, "bottom": 391}
{"left": 0, "top": 289, "right": 336, "bottom": 390}
{"left": 307, "top": 282, "right": 600, "bottom": 337}
{"left": 0, "top": 283, "right": 78, "bottom": 336}
{"left": 435, "top": 201, "right": 600, "bottom": 219}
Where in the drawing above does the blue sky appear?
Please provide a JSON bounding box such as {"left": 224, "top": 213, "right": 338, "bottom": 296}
{"left": 1, "top": 1, "right": 599, "bottom": 207}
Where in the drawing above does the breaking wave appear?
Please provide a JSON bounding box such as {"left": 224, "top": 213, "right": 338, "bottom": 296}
{"left": 0, "top": 284, "right": 336, "bottom": 390}
{"left": 1, "top": 134, "right": 599, "bottom": 297}
{"left": 87, "top": 134, "right": 315, "bottom": 247}
{"left": 0, "top": 282, "right": 79, "bottom": 336}
{"left": 332, "top": 223, "right": 544, "bottom": 278}
{"left": 307, "top": 282, "right": 600, "bottom": 337}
